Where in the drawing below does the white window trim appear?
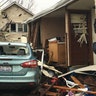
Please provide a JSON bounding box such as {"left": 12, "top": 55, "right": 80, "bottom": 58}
{"left": 9, "top": 23, "right": 28, "bottom": 32}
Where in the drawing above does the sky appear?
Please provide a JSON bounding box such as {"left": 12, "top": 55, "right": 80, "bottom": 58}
{"left": 0, "top": 0, "right": 61, "bottom": 14}
{"left": 31, "top": 0, "right": 61, "bottom": 14}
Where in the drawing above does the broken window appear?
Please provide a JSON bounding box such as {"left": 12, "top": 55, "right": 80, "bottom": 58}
{"left": 11, "top": 23, "right": 16, "bottom": 32}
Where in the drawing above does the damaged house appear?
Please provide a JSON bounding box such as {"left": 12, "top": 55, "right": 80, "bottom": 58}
{"left": 22, "top": 0, "right": 96, "bottom": 95}
{"left": 25, "top": 0, "right": 96, "bottom": 68}
{"left": 0, "top": 1, "right": 33, "bottom": 42}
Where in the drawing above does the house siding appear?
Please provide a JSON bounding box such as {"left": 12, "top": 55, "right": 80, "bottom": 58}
{"left": 0, "top": 4, "right": 33, "bottom": 42}
{"left": 0, "top": 4, "right": 32, "bottom": 29}
{"left": 5, "top": 5, "right": 32, "bottom": 22}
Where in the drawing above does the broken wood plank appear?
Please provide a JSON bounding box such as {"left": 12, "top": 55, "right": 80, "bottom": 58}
{"left": 44, "top": 84, "right": 96, "bottom": 95}
{"left": 71, "top": 75, "right": 85, "bottom": 88}
{"left": 40, "top": 78, "right": 58, "bottom": 96}
{"left": 46, "top": 91, "right": 59, "bottom": 96}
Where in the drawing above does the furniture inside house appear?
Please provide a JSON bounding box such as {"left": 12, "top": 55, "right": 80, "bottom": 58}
{"left": 49, "top": 42, "right": 66, "bottom": 64}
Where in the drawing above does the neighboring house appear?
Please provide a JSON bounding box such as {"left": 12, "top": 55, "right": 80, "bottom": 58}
{"left": 26, "top": 0, "right": 96, "bottom": 67}
{"left": 0, "top": 1, "right": 33, "bottom": 42}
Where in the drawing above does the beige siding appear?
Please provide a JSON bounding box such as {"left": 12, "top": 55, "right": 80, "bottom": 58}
{"left": 0, "top": 5, "right": 32, "bottom": 29}
{"left": 41, "top": 17, "right": 65, "bottom": 47}
{"left": 0, "top": 4, "right": 32, "bottom": 42}
{"left": 0, "top": 16, "right": 8, "bottom": 29}
{"left": 5, "top": 5, "right": 32, "bottom": 22}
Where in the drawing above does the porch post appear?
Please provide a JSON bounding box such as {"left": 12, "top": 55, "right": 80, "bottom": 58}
{"left": 65, "top": 9, "right": 70, "bottom": 66}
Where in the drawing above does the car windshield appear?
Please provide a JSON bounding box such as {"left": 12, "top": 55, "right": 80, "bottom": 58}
{"left": 0, "top": 45, "right": 29, "bottom": 55}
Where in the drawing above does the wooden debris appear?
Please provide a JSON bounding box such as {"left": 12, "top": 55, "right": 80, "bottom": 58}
{"left": 40, "top": 78, "right": 58, "bottom": 96}
{"left": 71, "top": 75, "right": 85, "bottom": 88}
{"left": 45, "top": 91, "right": 59, "bottom": 96}
{"left": 44, "top": 84, "right": 96, "bottom": 95}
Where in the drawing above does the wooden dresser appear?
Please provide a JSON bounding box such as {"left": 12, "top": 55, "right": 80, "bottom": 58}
{"left": 49, "top": 42, "right": 66, "bottom": 63}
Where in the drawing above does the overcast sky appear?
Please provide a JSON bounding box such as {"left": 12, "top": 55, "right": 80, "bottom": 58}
{"left": 31, "top": 0, "right": 61, "bottom": 14}
{"left": 0, "top": 0, "right": 61, "bottom": 14}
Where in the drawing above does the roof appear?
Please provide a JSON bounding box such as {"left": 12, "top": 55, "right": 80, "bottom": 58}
{"left": 1, "top": 1, "right": 34, "bottom": 16}
{"left": 25, "top": 0, "right": 75, "bottom": 23}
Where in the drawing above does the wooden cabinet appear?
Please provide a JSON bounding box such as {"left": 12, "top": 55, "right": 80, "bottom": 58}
{"left": 49, "top": 42, "right": 66, "bottom": 63}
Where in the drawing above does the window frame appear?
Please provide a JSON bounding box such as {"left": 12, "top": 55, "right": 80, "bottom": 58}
{"left": 10, "top": 23, "right": 27, "bottom": 32}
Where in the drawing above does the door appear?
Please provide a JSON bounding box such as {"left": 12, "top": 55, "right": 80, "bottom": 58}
{"left": 69, "top": 12, "right": 93, "bottom": 66}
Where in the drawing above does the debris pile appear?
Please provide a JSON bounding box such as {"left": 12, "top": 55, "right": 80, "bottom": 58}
{"left": 38, "top": 61, "right": 96, "bottom": 96}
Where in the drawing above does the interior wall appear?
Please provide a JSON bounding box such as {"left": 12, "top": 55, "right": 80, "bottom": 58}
{"left": 41, "top": 17, "right": 65, "bottom": 48}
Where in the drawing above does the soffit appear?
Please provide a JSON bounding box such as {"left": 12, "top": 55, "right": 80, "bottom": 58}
{"left": 44, "top": 0, "right": 94, "bottom": 18}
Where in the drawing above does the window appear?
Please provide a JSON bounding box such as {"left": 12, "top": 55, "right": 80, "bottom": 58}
{"left": 1, "top": 45, "right": 29, "bottom": 55}
{"left": 10, "top": 23, "right": 27, "bottom": 32}
{"left": 18, "top": 23, "right": 23, "bottom": 32}
{"left": 11, "top": 23, "right": 16, "bottom": 32}
{"left": 24, "top": 24, "right": 27, "bottom": 32}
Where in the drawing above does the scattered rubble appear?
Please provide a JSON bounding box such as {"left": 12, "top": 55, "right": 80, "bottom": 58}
{"left": 37, "top": 61, "right": 96, "bottom": 96}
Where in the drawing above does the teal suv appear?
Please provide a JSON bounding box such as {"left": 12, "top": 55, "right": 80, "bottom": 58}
{"left": 0, "top": 42, "right": 41, "bottom": 89}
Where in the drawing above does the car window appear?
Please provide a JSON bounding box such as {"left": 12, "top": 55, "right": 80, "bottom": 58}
{"left": 0, "top": 45, "right": 29, "bottom": 55}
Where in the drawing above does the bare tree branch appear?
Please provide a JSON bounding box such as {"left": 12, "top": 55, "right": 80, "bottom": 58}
{"left": 16, "top": 0, "right": 20, "bottom": 3}
{"left": 0, "top": 0, "right": 9, "bottom": 7}
{"left": 28, "top": 0, "right": 34, "bottom": 9}
{"left": 20, "top": 0, "right": 23, "bottom": 5}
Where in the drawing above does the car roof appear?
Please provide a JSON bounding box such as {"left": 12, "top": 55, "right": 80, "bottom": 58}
{"left": 0, "top": 42, "right": 28, "bottom": 46}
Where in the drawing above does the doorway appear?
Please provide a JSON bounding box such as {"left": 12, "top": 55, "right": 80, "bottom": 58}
{"left": 69, "top": 11, "right": 93, "bottom": 66}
